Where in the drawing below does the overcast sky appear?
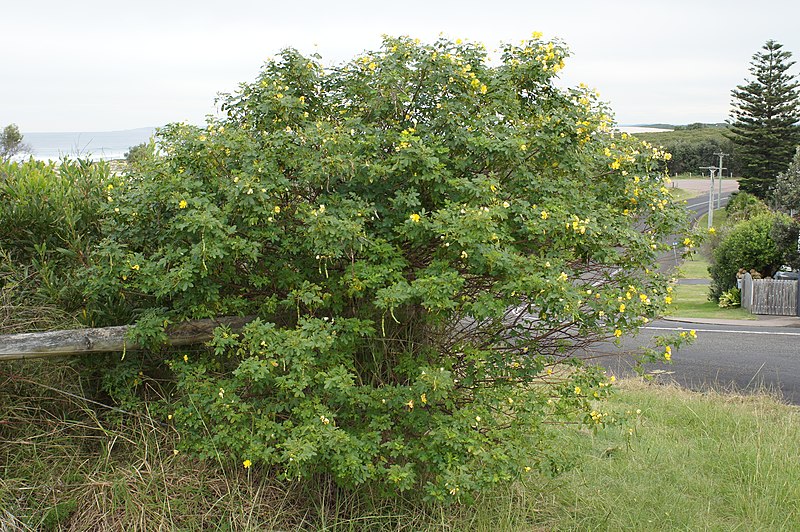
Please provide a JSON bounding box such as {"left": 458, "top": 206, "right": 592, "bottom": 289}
{"left": 3, "top": 0, "right": 799, "bottom": 132}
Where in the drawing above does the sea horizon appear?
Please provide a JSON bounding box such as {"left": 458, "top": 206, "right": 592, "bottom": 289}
{"left": 20, "top": 126, "right": 157, "bottom": 161}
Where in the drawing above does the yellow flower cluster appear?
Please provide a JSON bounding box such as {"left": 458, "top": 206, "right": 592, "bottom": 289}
{"left": 590, "top": 410, "right": 606, "bottom": 424}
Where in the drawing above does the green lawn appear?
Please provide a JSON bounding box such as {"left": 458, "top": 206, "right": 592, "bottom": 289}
{"left": 668, "top": 187, "right": 700, "bottom": 203}
{"left": 668, "top": 210, "right": 758, "bottom": 320}
{"left": 667, "top": 283, "right": 755, "bottom": 320}
{"left": 678, "top": 255, "right": 710, "bottom": 279}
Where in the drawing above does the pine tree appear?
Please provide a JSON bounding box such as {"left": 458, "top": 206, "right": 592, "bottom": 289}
{"left": 729, "top": 40, "right": 800, "bottom": 198}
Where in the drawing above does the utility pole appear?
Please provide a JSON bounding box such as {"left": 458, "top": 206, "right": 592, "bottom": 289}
{"left": 713, "top": 152, "right": 729, "bottom": 210}
{"left": 700, "top": 166, "right": 717, "bottom": 228}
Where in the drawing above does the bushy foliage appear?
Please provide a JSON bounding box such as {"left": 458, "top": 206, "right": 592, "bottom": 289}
{"left": 124, "top": 142, "right": 152, "bottom": 169}
{"left": 771, "top": 216, "right": 800, "bottom": 270}
{"left": 82, "top": 35, "right": 690, "bottom": 500}
{"left": 709, "top": 213, "right": 788, "bottom": 300}
{"left": 724, "top": 191, "right": 770, "bottom": 223}
{"left": 717, "top": 288, "right": 741, "bottom": 308}
{"left": 774, "top": 146, "right": 800, "bottom": 213}
{"left": 0, "top": 159, "right": 109, "bottom": 331}
{"left": 636, "top": 126, "right": 740, "bottom": 177}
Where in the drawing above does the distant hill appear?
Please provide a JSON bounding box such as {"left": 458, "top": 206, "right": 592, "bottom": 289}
{"left": 630, "top": 123, "right": 739, "bottom": 176}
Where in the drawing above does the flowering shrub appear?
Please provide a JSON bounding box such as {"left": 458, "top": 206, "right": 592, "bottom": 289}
{"left": 84, "top": 35, "right": 690, "bottom": 500}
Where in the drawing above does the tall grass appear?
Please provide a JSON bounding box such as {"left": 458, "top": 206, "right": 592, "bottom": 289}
{"left": 3, "top": 364, "right": 798, "bottom": 531}
{"left": 538, "top": 381, "right": 800, "bottom": 530}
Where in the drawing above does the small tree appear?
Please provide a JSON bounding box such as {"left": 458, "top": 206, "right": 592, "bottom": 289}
{"left": 709, "top": 213, "right": 788, "bottom": 300}
{"left": 771, "top": 217, "right": 800, "bottom": 270}
{"left": 729, "top": 40, "right": 800, "bottom": 198}
{"left": 124, "top": 142, "right": 151, "bottom": 168}
{"left": 84, "top": 36, "right": 690, "bottom": 500}
{"left": 774, "top": 146, "right": 800, "bottom": 214}
{"left": 0, "top": 124, "right": 30, "bottom": 161}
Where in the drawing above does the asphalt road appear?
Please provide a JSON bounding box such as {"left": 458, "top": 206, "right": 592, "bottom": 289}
{"left": 685, "top": 190, "right": 733, "bottom": 222}
{"left": 601, "top": 319, "right": 800, "bottom": 405}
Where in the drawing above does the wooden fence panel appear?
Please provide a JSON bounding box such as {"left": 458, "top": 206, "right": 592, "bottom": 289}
{"left": 742, "top": 276, "right": 798, "bottom": 316}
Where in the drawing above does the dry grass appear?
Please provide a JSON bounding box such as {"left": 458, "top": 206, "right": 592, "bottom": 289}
{"left": 3, "top": 362, "right": 799, "bottom": 531}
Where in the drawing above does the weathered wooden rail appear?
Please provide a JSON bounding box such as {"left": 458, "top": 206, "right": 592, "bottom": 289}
{"left": 0, "top": 316, "right": 254, "bottom": 362}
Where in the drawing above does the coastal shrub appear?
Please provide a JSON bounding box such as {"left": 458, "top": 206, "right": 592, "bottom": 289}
{"left": 83, "top": 35, "right": 691, "bottom": 500}
{"left": 709, "top": 213, "right": 788, "bottom": 300}
{"left": 0, "top": 158, "right": 109, "bottom": 331}
{"left": 724, "top": 191, "right": 769, "bottom": 223}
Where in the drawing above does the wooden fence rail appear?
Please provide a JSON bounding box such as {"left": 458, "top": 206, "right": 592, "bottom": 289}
{"left": 0, "top": 316, "right": 254, "bottom": 362}
{"left": 740, "top": 273, "right": 799, "bottom": 316}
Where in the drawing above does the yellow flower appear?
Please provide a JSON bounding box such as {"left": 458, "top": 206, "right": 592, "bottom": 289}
{"left": 243, "top": 459, "right": 252, "bottom": 469}
{"left": 540, "top": 210, "right": 548, "bottom": 220}
{"left": 689, "top": 329, "right": 697, "bottom": 339}
{"left": 183, "top": 354, "right": 189, "bottom": 362}
{"left": 274, "top": 206, "right": 281, "bottom": 214}
{"left": 420, "top": 393, "right": 427, "bottom": 404}
{"left": 614, "top": 329, "right": 622, "bottom": 338}
{"left": 665, "top": 296, "right": 673, "bottom": 305}
{"left": 409, "top": 213, "right": 421, "bottom": 223}
{"left": 520, "top": 143, "right": 528, "bottom": 152}
{"left": 664, "top": 345, "right": 672, "bottom": 361}
{"left": 406, "top": 399, "right": 414, "bottom": 410}
{"left": 558, "top": 272, "right": 568, "bottom": 282}
{"left": 574, "top": 386, "right": 582, "bottom": 395}
{"left": 179, "top": 200, "right": 188, "bottom": 209}
{"left": 619, "top": 303, "right": 626, "bottom": 313}
{"left": 708, "top": 227, "right": 716, "bottom": 234}
{"left": 131, "top": 264, "right": 140, "bottom": 271}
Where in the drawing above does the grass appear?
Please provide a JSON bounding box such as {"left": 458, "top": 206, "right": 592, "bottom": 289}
{"left": 667, "top": 283, "right": 755, "bottom": 320}
{"left": 537, "top": 380, "right": 800, "bottom": 530}
{"left": 697, "top": 205, "right": 729, "bottom": 229}
{"left": 666, "top": 206, "right": 759, "bottom": 320}
{"left": 678, "top": 254, "right": 711, "bottom": 279}
{"left": 667, "top": 187, "right": 699, "bottom": 203}
{"left": 2, "top": 364, "right": 799, "bottom": 530}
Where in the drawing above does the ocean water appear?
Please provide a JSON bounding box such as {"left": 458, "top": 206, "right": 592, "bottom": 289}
{"left": 21, "top": 127, "right": 157, "bottom": 161}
